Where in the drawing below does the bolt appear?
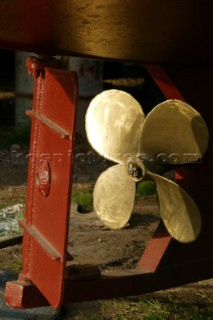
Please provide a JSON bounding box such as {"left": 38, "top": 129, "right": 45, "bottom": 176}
{"left": 26, "top": 55, "right": 61, "bottom": 78}
{"left": 127, "top": 157, "right": 146, "bottom": 182}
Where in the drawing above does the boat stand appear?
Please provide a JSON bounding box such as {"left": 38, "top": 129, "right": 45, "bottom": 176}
{"left": 5, "top": 56, "right": 213, "bottom": 309}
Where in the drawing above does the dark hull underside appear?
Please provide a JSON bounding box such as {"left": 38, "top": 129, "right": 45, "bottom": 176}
{"left": 0, "top": 0, "right": 212, "bottom": 65}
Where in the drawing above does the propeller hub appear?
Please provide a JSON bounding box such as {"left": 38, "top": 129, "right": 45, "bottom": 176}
{"left": 127, "top": 157, "right": 146, "bottom": 182}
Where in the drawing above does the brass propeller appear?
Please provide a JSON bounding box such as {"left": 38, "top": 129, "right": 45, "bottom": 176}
{"left": 147, "top": 172, "right": 202, "bottom": 243}
{"left": 85, "top": 89, "right": 209, "bottom": 243}
{"left": 94, "top": 164, "right": 135, "bottom": 229}
{"left": 139, "top": 99, "right": 209, "bottom": 164}
{"left": 85, "top": 90, "right": 144, "bottom": 164}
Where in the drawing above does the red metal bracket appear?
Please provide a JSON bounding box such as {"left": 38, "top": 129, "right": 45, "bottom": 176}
{"left": 6, "top": 57, "right": 78, "bottom": 308}
{"left": 5, "top": 62, "right": 213, "bottom": 309}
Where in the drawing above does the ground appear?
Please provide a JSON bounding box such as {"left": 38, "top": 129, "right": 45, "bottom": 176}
{"left": 0, "top": 145, "right": 213, "bottom": 319}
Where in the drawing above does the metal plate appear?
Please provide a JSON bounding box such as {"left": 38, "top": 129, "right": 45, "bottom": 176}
{"left": 20, "top": 68, "right": 77, "bottom": 308}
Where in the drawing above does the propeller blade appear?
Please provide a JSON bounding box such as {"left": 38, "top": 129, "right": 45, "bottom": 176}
{"left": 139, "top": 99, "right": 209, "bottom": 165}
{"left": 94, "top": 164, "right": 136, "bottom": 229}
{"left": 148, "top": 171, "right": 202, "bottom": 243}
{"left": 86, "top": 89, "right": 144, "bottom": 164}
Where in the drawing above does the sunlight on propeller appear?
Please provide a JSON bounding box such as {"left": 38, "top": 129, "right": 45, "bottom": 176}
{"left": 85, "top": 89, "right": 209, "bottom": 243}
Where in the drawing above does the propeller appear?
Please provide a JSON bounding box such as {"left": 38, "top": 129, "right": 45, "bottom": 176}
{"left": 85, "top": 89, "right": 209, "bottom": 243}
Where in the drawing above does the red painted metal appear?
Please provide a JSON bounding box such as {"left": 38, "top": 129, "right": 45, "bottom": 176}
{"left": 5, "top": 62, "right": 213, "bottom": 309}
{"left": 26, "top": 56, "right": 61, "bottom": 78}
{"left": 5, "top": 57, "right": 78, "bottom": 308}
{"left": 144, "top": 65, "right": 184, "bottom": 100}
{"left": 137, "top": 222, "right": 172, "bottom": 273}
{"left": 5, "top": 253, "right": 213, "bottom": 308}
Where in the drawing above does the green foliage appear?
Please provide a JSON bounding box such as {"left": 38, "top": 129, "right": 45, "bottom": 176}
{"left": 0, "top": 125, "right": 30, "bottom": 149}
{"left": 74, "top": 297, "right": 211, "bottom": 320}
{"left": 87, "top": 316, "right": 103, "bottom": 320}
{"left": 11, "top": 261, "right": 22, "bottom": 272}
{"left": 136, "top": 180, "right": 156, "bottom": 198}
{"left": 138, "top": 298, "right": 212, "bottom": 320}
{"left": 105, "top": 298, "right": 213, "bottom": 320}
{"left": 72, "top": 189, "right": 93, "bottom": 213}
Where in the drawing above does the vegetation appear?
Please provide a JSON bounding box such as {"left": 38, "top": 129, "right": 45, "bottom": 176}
{"left": 136, "top": 180, "right": 156, "bottom": 198}
{"left": 84, "top": 297, "right": 213, "bottom": 320}
{"left": 71, "top": 180, "right": 157, "bottom": 213}
{"left": 72, "top": 188, "right": 93, "bottom": 213}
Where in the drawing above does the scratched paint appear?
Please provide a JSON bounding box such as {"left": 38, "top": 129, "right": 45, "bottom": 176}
{"left": 0, "top": 270, "right": 54, "bottom": 319}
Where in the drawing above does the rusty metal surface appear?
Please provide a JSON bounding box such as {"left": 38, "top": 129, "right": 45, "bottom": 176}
{"left": 5, "top": 58, "right": 78, "bottom": 308}
{"left": 0, "top": 0, "right": 213, "bottom": 65}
